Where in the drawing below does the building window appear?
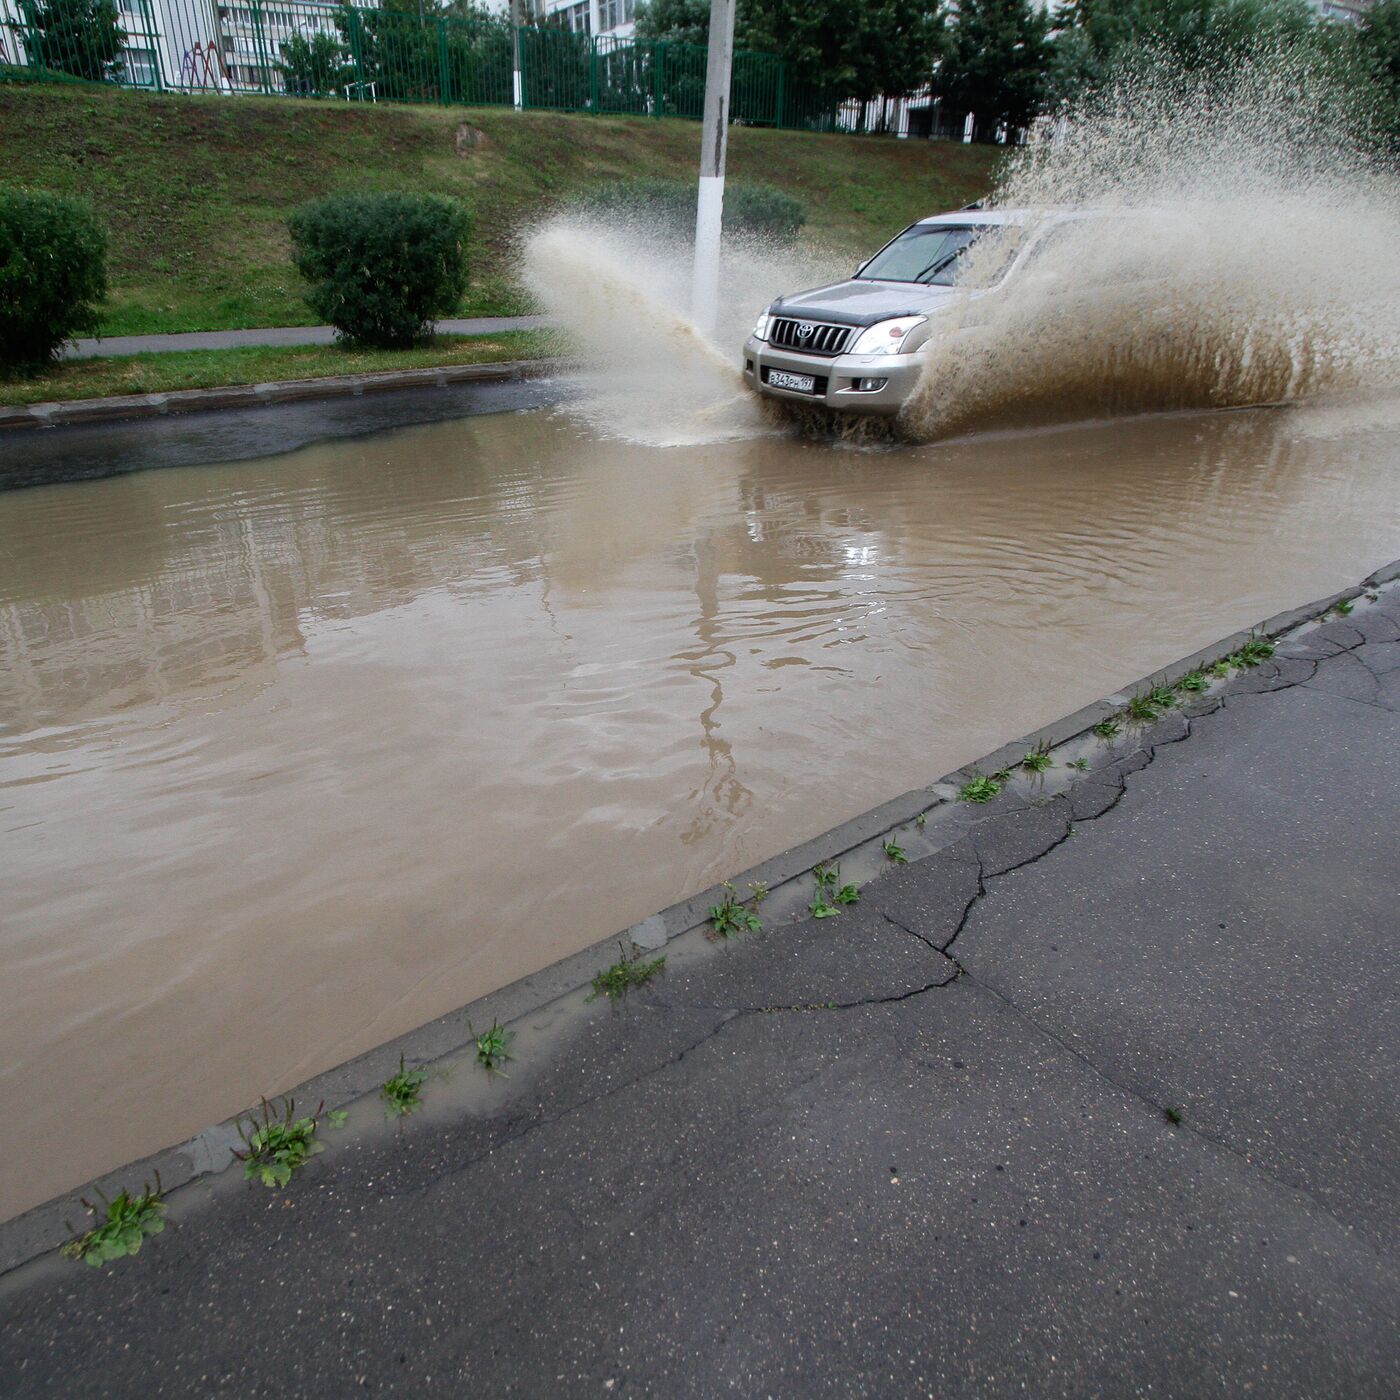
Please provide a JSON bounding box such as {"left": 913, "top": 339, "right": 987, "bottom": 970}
{"left": 599, "top": 0, "right": 634, "bottom": 29}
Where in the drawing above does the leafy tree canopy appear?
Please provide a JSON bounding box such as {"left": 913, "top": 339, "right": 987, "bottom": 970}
{"left": 936, "top": 0, "right": 1050, "bottom": 138}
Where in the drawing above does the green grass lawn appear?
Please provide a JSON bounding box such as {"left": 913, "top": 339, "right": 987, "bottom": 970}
{"left": 0, "top": 85, "right": 1002, "bottom": 337}
{"left": 0, "top": 331, "right": 554, "bottom": 405}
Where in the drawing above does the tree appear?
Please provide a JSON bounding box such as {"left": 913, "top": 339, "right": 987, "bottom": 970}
{"left": 638, "top": 0, "right": 942, "bottom": 102}
{"left": 1352, "top": 0, "right": 1400, "bottom": 149}
{"left": 936, "top": 0, "right": 1050, "bottom": 140}
{"left": 16, "top": 0, "right": 125, "bottom": 82}
{"left": 1047, "top": 0, "right": 1317, "bottom": 103}
{"left": 279, "top": 33, "right": 351, "bottom": 98}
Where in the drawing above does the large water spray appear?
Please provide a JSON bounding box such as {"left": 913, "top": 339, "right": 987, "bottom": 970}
{"left": 524, "top": 48, "right": 1400, "bottom": 444}
{"left": 901, "top": 49, "right": 1400, "bottom": 438}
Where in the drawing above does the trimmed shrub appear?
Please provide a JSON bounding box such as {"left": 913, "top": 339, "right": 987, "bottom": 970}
{"left": 287, "top": 192, "right": 472, "bottom": 348}
{"left": 570, "top": 177, "right": 807, "bottom": 243}
{"left": 0, "top": 186, "right": 107, "bottom": 371}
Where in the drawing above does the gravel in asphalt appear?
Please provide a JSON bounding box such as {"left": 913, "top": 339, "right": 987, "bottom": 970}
{"left": 2, "top": 595, "right": 1397, "bottom": 1397}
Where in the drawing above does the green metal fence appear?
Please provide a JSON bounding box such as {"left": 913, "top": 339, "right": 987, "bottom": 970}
{"left": 0, "top": 0, "right": 862, "bottom": 131}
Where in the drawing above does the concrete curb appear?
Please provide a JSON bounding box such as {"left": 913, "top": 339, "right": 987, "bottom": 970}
{"left": 0, "top": 358, "right": 563, "bottom": 431}
{"left": 2, "top": 556, "right": 1395, "bottom": 1277}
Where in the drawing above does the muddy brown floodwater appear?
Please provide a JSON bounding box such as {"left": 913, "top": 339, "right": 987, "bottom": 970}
{"left": 2, "top": 395, "right": 1399, "bottom": 1220}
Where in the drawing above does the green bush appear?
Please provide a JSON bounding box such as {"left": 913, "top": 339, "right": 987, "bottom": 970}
{"left": 570, "top": 177, "right": 807, "bottom": 243}
{"left": 0, "top": 186, "right": 107, "bottom": 371}
{"left": 287, "top": 192, "right": 472, "bottom": 348}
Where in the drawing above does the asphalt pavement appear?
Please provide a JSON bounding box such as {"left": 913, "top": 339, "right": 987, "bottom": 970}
{"left": 2, "top": 593, "right": 1397, "bottom": 1397}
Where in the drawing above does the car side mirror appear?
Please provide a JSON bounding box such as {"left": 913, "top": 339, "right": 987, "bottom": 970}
{"left": 854, "top": 260, "right": 869, "bottom": 276}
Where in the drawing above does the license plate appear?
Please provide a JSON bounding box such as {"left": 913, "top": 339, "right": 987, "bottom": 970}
{"left": 768, "top": 369, "right": 816, "bottom": 394}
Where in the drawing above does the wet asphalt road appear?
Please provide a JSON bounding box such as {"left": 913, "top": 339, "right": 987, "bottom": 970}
{"left": 2, "top": 600, "right": 1397, "bottom": 1396}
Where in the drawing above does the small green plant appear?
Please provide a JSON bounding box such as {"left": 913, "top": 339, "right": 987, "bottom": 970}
{"left": 1092, "top": 717, "right": 1121, "bottom": 741}
{"left": 1209, "top": 659, "right": 1232, "bottom": 678}
{"left": 1, "top": 186, "right": 108, "bottom": 371}
{"left": 470, "top": 1020, "right": 514, "bottom": 1074}
{"left": 1332, "top": 598, "right": 1354, "bottom": 617}
{"left": 1066, "top": 756, "right": 1090, "bottom": 771}
{"left": 709, "top": 881, "right": 762, "bottom": 936}
{"left": 883, "top": 838, "right": 908, "bottom": 864}
{"left": 381, "top": 1053, "right": 429, "bottom": 1116}
{"left": 1146, "top": 685, "right": 1178, "bottom": 710}
{"left": 1238, "top": 635, "right": 1275, "bottom": 663}
{"left": 287, "top": 191, "right": 472, "bottom": 348}
{"left": 1021, "top": 739, "right": 1053, "bottom": 774}
{"left": 958, "top": 772, "right": 1002, "bottom": 803}
{"left": 811, "top": 861, "right": 858, "bottom": 915}
{"left": 915, "top": 812, "right": 927, "bottom": 829}
{"left": 747, "top": 880, "right": 769, "bottom": 905}
{"left": 1176, "top": 669, "right": 1209, "bottom": 693}
{"left": 1164, "top": 1106, "right": 1183, "bottom": 1125}
{"left": 589, "top": 944, "right": 666, "bottom": 1000}
{"left": 62, "top": 1175, "right": 165, "bottom": 1267}
{"left": 1365, "top": 591, "right": 1379, "bottom": 602}
{"left": 1125, "top": 693, "right": 1160, "bottom": 723}
{"left": 233, "top": 1097, "right": 344, "bottom": 1188}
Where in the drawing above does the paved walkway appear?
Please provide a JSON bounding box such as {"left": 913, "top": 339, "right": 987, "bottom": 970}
{"left": 67, "top": 316, "right": 553, "bottom": 360}
{"left": 3, "top": 595, "right": 1398, "bottom": 1396}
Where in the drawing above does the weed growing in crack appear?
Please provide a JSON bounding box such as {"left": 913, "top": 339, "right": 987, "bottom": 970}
{"left": 1332, "top": 598, "right": 1354, "bottom": 617}
{"left": 62, "top": 1175, "right": 165, "bottom": 1267}
{"left": 589, "top": 944, "right": 666, "bottom": 1001}
{"left": 884, "top": 839, "right": 908, "bottom": 864}
{"left": 1209, "top": 659, "right": 1232, "bottom": 678}
{"left": 1126, "top": 693, "right": 1161, "bottom": 724}
{"left": 915, "top": 812, "right": 927, "bottom": 829}
{"left": 1066, "top": 757, "right": 1090, "bottom": 771}
{"left": 1164, "top": 1106, "right": 1183, "bottom": 1125}
{"left": 811, "top": 862, "right": 858, "bottom": 916}
{"left": 709, "top": 881, "right": 762, "bottom": 937}
{"left": 1092, "top": 717, "right": 1122, "bottom": 742}
{"left": 748, "top": 880, "right": 769, "bottom": 905}
{"left": 1365, "top": 591, "right": 1379, "bottom": 602}
{"left": 381, "top": 1054, "right": 429, "bottom": 1117}
{"left": 1021, "top": 739, "right": 1053, "bottom": 774}
{"left": 1146, "top": 685, "right": 1178, "bottom": 710}
{"left": 1176, "top": 669, "right": 1209, "bottom": 694}
{"left": 958, "top": 772, "right": 1002, "bottom": 803}
{"left": 470, "top": 1020, "right": 514, "bottom": 1074}
{"left": 1239, "top": 635, "right": 1275, "bottom": 663}
{"left": 233, "top": 1097, "right": 344, "bottom": 1189}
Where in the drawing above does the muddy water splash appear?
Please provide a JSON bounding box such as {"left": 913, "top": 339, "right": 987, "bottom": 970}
{"left": 902, "top": 51, "right": 1400, "bottom": 438}
{"left": 521, "top": 216, "right": 846, "bottom": 444}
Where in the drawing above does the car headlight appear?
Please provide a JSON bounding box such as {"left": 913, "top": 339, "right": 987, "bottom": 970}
{"left": 752, "top": 312, "right": 772, "bottom": 342}
{"left": 849, "top": 316, "right": 927, "bottom": 356}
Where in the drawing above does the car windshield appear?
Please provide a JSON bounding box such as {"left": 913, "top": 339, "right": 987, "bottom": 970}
{"left": 856, "top": 223, "right": 1016, "bottom": 287}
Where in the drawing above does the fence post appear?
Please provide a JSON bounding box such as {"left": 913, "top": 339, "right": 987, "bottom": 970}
{"left": 137, "top": 0, "right": 165, "bottom": 90}
{"left": 437, "top": 18, "right": 450, "bottom": 105}
{"left": 774, "top": 58, "right": 784, "bottom": 129}
{"left": 588, "top": 35, "right": 598, "bottom": 114}
{"left": 652, "top": 39, "right": 665, "bottom": 117}
{"left": 249, "top": 0, "right": 272, "bottom": 94}
{"left": 345, "top": 6, "right": 365, "bottom": 100}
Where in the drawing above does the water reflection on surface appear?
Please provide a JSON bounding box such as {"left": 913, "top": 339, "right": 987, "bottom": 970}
{"left": 2, "top": 398, "right": 1398, "bottom": 1217}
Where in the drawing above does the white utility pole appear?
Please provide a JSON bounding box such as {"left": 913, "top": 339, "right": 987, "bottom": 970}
{"left": 511, "top": 0, "right": 524, "bottom": 110}
{"left": 690, "top": 0, "right": 737, "bottom": 337}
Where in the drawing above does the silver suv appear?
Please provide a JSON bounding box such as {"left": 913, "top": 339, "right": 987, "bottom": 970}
{"left": 743, "top": 209, "right": 1050, "bottom": 416}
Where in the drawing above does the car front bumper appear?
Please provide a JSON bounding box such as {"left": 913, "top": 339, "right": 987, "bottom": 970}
{"left": 742, "top": 336, "right": 925, "bottom": 416}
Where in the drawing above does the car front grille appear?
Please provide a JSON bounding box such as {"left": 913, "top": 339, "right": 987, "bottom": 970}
{"left": 768, "top": 318, "right": 853, "bottom": 356}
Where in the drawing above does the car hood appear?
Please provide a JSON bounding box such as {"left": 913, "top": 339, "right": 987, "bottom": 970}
{"left": 769, "top": 279, "right": 963, "bottom": 326}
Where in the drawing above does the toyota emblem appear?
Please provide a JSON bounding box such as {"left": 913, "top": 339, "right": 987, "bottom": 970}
{"left": 796, "top": 322, "right": 815, "bottom": 341}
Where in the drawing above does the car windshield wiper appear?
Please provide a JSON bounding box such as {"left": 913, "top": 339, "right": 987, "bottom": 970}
{"left": 913, "top": 245, "right": 970, "bottom": 284}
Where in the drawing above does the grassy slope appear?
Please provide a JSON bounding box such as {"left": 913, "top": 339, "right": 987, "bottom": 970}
{"left": 0, "top": 85, "right": 1001, "bottom": 336}
{"left": 1, "top": 331, "right": 552, "bottom": 405}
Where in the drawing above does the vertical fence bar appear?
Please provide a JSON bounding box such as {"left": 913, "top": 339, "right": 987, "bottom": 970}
{"left": 436, "top": 17, "right": 449, "bottom": 105}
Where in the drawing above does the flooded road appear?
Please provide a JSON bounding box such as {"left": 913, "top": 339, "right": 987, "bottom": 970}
{"left": 2, "top": 395, "right": 1399, "bottom": 1219}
